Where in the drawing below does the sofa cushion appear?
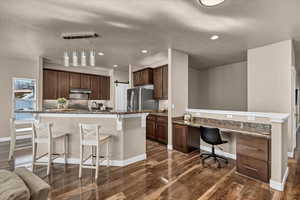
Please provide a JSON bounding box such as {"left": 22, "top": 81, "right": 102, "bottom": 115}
{"left": 0, "top": 170, "right": 30, "bottom": 200}
{"left": 14, "top": 168, "right": 50, "bottom": 200}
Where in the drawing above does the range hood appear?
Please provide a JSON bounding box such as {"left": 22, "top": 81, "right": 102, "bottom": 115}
{"left": 69, "top": 88, "right": 91, "bottom": 100}
{"left": 70, "top": 88, "right": 92, "bottom": 94}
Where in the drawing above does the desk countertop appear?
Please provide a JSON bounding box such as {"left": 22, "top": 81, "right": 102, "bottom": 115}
{"left": 173, "top": 118, "right": 271, "bottom": 138}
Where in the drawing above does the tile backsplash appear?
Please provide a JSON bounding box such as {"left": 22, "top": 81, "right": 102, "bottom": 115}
{"left": 43, "top": 100, "right": 110, "bottom": 110}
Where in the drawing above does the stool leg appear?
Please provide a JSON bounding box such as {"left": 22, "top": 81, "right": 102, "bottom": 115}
{"left": 95, "top": 145, "right": 99, "bottom": 179}
{"left": 106, "top": 140, "right": 109, "bottom": 167}
{"left": 32, "top": 142, "right": 37, "bottom": 170}
{"left": 79, "top": 144, "right": 83, "bottom": 178}
{"left": 47, "top": 141, "right": 52, "bottom": 176}
{"left": 64, "top": 135, "right": 68, "bottom": 165}
{"left": 8, "top": 134, "right": 16, "bottom": 161}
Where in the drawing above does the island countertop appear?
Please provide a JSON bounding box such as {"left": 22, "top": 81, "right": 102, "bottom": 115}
{"left": 14, "top": 109, "right": 160, "bottom": 115}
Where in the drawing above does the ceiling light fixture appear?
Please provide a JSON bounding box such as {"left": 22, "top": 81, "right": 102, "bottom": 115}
{"left": 141, "top": 50, "right": 148, "bottom": 54}
{"left": 199, "top": 0, "right": 225, "bottom": 7}
{"left": 210, "top": 35, "right": 219, "bottom": 40}
{"left": 113, "top": 65, "right": 118, "bottom": 68}
{"left": 98, "top": 52, "right": 104, "bottom": 56}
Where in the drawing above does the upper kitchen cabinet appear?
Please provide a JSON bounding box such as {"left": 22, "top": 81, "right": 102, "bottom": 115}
{"left": 99, "top": 76, "right": 110, "bottom": 100}
{"left": 69, "top": 72, "right": 81, "bottom": 89}
{"left": 43, "top": 69, "right": 58, "bottom": 100}
{"left": 43, "top": 69, "right": 110, "bottom": 100}
{"left": 153, "top": 65, "right": 168, "bottom": 100}
{"left": 57, "top": 71, "right": 70, "bottom": 99}
{"left": 90, "top": 75, "right": 99, "bottom": 100}
{"left": 133, "top": 68, "right": 153, "bottom": 86}
{"left": 80, "top": 74, "right": 91, "bottom": 89}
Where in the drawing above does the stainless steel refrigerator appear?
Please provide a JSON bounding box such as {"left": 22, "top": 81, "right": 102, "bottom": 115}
{"left": 127, "top": 87, "right": 158, "bottom": 111}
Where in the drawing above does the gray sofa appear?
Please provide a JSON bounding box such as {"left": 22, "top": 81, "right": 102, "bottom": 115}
{"left": 0, "top": 167, "right": 50, "bottom": 200}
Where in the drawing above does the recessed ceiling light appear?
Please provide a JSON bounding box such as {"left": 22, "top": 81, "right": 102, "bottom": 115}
{"left": 98, "top": 52, "right": 104, "bottom": 56}
{"left": 141, "top": 50, "right": 148, "bottom": 54}
{"left": 113, "top": 65, "right": 118, "bottom": 68}
{"left": 210, "top": 35, "right": 219, "bottom": 40}
{"left": 199, "top": 0, "right": 225, "bottom": 7}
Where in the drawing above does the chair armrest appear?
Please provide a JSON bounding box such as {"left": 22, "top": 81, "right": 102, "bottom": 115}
{"left": 14, "top": 167, "right": 50, "bottom": 200}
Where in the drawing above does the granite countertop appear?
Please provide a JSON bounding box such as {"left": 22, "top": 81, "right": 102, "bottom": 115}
{"left": 149, "top": 112, "right": 168, "bottom": 117}
{"left": 173, "top": 118, "right": 271, "bottom": 138}
{"left": 15, "top": 109, "right": 158, "bottom": 115}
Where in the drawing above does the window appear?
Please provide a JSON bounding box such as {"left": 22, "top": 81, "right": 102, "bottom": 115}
{"left": 13, "top": 78, "right": 37, "bottom": 121}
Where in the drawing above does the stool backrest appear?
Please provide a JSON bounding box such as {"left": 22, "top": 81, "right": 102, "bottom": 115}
{"left": 79, "top": 124, "right": 101, "bottom": 142}
{"left": 10, "top": 118, "right": 16, "bottom": 139}
{"left": 32, "top": 122, "right": 53, "bottom": 139}
{"left": 200, "top": 126, "right": 223, "bottom": 145}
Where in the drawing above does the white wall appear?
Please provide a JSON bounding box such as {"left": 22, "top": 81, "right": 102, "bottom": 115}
{"left": 248, "top": 40, "right": 294, "bottom": 153}
{"left": 0, "top": 56, "right": 38, "bottom": 138}
{"left": 189, "top": 62, "right": 247, "bottom": 111}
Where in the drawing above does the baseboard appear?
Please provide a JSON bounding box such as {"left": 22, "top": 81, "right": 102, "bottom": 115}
{"left": 38, "top": 153, "right": 147, "bottom": 167}
{"left": 167, "top": 144, "right": 173, "bottom": 150}
{"left": 200, "top": 145, "right": 236, "bottom": 160}
{"left": 270, "top": 167, "right": 289, "bottom": 191}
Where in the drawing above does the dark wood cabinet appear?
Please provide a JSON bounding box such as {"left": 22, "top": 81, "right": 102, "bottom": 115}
{"left": 172, "top": 122, "right": 200, "bottom": 153}
{"left": 162, "top": 65, "right": 168, "bottom": 99}
{"left": 153, "top": 67, "right": 163, "bottom": 99}
{"left": 57, "top": 71, "right": 70, "bottom": 99}
{"left": 173, "top": 124, "right": 189, "bottom": 153}
{"left": 90, "top": 75, "right": 99, "bottom": 100}
{"left": 153, "top": 65, "right": 168, "bottom": 100}
{"left": 133, "top": 68, "right": 153, "bottom": 86}
{"left": 156, "top": 117, "right": 168, "bottom": 144}
{"left": 146, "top": 114, "right": 168, "bottom": 144}
{"left": 80, "top": 74, "right": 91, "bottom": 89}
{"left": 43, "top": 69, "right": 110, "bottom": 100}
{"left": 236, "top": 135, "right": 270, "bottom": 183}
{"left": 99, "top": 76, "right": 110, "bottom": 100}
{"left": 146, "top": 115, "right": 156, "bottom": 140}
{"left": 69, "top": 72, "right": 81, "bottom": 89}
{"left": 43, "top": 69, "right": 58, "bottom": 99}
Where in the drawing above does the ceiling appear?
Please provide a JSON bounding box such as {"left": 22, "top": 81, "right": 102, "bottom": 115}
{"left": 1, "top": 0, "right": 300, "bottom": 71}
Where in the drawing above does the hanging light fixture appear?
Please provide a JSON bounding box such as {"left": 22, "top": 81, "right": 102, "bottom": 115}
{"left": 81, "top": 50, "right": 87, "bottom": 66}
{"left": 72, "top": 51, "right": 78, "bottom": 67}
{"left": 89, "top": 49, "right": 95, "bottom": 66}
{"left": 63, "top": 51, "right": 69, "bottom": 67}
{"left": 198, "top": 0, "right": 225, "bottom": 7}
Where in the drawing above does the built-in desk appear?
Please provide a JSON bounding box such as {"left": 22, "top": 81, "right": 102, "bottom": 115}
{"left": 172, "top": 117, "right": 271, "bottom": 183}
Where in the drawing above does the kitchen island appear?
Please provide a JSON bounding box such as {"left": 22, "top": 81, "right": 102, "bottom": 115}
{"left": 16, "top": 110, "right": 150, "bottom": 166}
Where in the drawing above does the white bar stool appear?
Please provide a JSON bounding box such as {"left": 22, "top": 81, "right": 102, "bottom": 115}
{"left": 32, "top": 122, "right": 69, "bottom": 176}
{"left": 79, "top": 124, "right": 111, "bottom": 179}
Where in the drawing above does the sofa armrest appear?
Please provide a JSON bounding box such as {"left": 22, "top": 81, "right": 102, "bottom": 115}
{"left": 14, "top": 167, "right": 50, "bottom": 200}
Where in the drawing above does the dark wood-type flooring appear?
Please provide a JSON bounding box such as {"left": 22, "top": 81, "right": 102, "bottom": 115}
{"left": 1, "top": 134, "right": 300, "bottom": 200}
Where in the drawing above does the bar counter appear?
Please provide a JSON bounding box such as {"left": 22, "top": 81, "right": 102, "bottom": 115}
{"left": 16, "top": 109, "right": 150, "bottom": 167}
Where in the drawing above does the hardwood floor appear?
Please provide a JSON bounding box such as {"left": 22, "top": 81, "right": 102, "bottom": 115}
{"left": 1, "top": 136, "right": 300, "bottom": 199}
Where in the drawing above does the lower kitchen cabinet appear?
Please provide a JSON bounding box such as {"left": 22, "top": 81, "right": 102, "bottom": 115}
{"left": 172, "top": 123, "right": 200, "bottom": 153}
{"left": 146, "top": 114, "right": 168, "bottom": 144}
{"left": 172, "top": 124, "right": 189, "bottom": 153}
{"left": 146, "top": 118, "right": 156, "bottom": 140}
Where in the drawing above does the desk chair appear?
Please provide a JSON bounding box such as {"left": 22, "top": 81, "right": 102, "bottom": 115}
{"left": 199, "top": 126, "right": 228, "bottom": 168}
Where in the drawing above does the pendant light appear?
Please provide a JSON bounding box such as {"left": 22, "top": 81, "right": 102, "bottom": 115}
{"left": 64, "top": 51, "right": 69, "bottom": 67}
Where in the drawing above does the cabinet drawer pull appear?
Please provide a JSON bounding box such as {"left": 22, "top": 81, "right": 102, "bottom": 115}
{"left": 243, "top": 165, "right": 258, "bottom": 172}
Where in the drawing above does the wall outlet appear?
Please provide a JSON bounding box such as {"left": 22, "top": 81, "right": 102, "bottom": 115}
{"left": 226, "top": 114, "right": 233, "bottom": 119}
